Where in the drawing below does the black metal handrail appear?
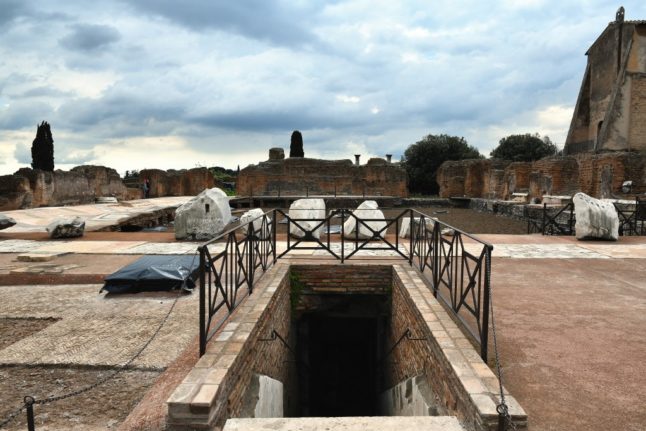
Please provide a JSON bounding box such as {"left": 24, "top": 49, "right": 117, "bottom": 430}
{"left": 198, "top": 208, "right": 494, "bottom": 362}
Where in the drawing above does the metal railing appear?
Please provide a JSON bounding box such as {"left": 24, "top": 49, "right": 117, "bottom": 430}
{"left": 198, "top": 208, "right": 493, "bottom": 362}
{"left": 526, "top": 202, "right": 575, "bottom": 235}
{"left": 615, "top": 197, "right": 646, "bottom": 236}
{"left": 527, "top": 198, "right": 646, "bottom": 236}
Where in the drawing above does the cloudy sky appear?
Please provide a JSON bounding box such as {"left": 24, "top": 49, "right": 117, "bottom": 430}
{"left": 1, "top": 1, "right": 644, "bottom": 176}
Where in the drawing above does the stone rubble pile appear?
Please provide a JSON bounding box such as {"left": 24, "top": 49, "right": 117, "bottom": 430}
{"left": 46, "top": 216, "right": 85, "bottom": 239}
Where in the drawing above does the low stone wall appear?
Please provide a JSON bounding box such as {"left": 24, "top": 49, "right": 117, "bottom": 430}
{"left": 438, "top": 151, "right": 646, "bottom": 201}
{"left": 0, "top": 166, "right": 128, "bottom": 211}
{"left": 236, "top": 157, "right": 407, "bottom": 197}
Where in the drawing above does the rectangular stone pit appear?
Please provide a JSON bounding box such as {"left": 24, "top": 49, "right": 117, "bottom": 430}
{"left": 167, "top": 263, "right": 526, "bottom": 430}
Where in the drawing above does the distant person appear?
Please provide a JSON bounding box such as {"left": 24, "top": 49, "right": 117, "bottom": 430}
{"left": 146, "top": 178, "right": 152, "bottom": 198}
{"left": 142, "top": 179, "right": 149, "bottom": 199}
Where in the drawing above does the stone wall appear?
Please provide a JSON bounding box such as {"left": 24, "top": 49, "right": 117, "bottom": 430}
{"left": 139, "top": 167, "right": 215, "bottom": 198}
{"left": 236, "top": 156, "right": 407, "bottom": 197}
{"left": 438, "top": 152, "right": 646, "bottom": 200}
{"left": 437, "top": 159, "right": 512, "bottom": 199}
{"left": 0, "top": 166, "right": 128, "bottom": 211}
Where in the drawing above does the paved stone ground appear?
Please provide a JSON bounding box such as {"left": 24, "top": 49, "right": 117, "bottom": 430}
{"left": 1, "top": 197, "right": 191, "bottom": 233}
{"left": 0, "top": 285, "right": 198, "bottom": 370}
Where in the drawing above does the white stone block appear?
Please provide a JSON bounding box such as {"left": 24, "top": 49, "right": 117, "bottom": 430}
{"left": 174, "top": 188, "right": 232, "bottom": 240}
{"left": 288, "top": 199, "right": 325, "bottom": 239}
{"left": 343, "top": 200, "right": 386, "bottom": 239}
{"left": 573, "top": 192, "right": 619, "bottom": 240}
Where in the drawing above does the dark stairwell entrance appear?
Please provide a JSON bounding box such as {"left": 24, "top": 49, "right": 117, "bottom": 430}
{"left": 295, "top": 301, "right": 386, "bottom": 417}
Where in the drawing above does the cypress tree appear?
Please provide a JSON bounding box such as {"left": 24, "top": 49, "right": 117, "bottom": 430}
{"left": 289, "top": 130, "right": 304, "bottom": 158}
{"left": 31, "top": 121, "right": 54, "bottom": 171}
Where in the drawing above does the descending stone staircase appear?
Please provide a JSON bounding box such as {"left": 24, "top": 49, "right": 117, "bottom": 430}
{"left": 223, "top": 416, "right": 466, "bottom": 431}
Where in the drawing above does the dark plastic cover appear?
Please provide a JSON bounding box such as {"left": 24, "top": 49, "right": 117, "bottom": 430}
{"left": 102, "top": 255, "right": 199, "bottom": 294}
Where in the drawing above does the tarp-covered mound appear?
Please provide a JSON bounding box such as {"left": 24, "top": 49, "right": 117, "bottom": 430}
{"left": 102, "top": 255, "right": 199, "bottom": 294}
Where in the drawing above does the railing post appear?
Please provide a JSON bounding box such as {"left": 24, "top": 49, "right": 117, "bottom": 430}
{"left": 247, "top": 222, "right": 254, "bottom": 292}
{"left": 542, "top": 203, "right": 547, "bottom": 235}
{"left": 409, "top": 210, "right": 414, "bottom": 266}
{"left": 199, "top": 246, "right": 206, "bottom": 357}
{"left": 24, "top": 396, "right": 35, "bottom": 431}
{"left": 481, "top": 246, "right": 491, "bottom": 362}
{"left": 272, "top": 209, "right": 277, "bottom": 264}
{"left": 433, "top": 219, "right": 439, "bottom": 297}
{"left": 341, "top": 209, "right": 345, "bottom": 263}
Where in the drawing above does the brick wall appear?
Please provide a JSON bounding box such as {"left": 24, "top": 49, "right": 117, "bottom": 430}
{"left": 215, "top": 270, "right": 291, "bottom": 429}
{"left": 290, "top": 265, "right": 392, "bottom": 294}
{"left": 387, "top": 267, "right": 526, "bottom": 430}
{"left": 629, "top": 76, "right": 646, "bottom": 149}
{"left": 167, "top": 264, "right": 293, "bottom": 430}
{"left": 439, "top": 152, "right": 646, "bottom": 200}
{"left": 236, "top": 157, "right": 408, "bottom": 197}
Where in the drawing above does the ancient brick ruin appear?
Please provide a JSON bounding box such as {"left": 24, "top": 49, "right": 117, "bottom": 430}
{"left": 138, "top": 168, "right": 215, "bottom": 198}
{"left": 0, "top": 166, "right": 216, "bottom": 211}
{"left": 0, "top": 166, "right": 129, "bottom": 211}
{"left": 236, "top": 151, "right": 408, "bottom": 197}
{"left": 437, "top": 152, "right": 646, "bottom": 200}
{"left": 565, "top": 10, "right": 646, "bottom": 154}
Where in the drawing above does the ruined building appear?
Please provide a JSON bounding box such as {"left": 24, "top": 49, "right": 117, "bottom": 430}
{"left": 237, "top": 148, "right": 408, "bottom": 197}
{"left": 438, "top": 9, "right": 646, "bottom": 201}
{"left": 565, "top": 8, "right": 646, "bottom": 154}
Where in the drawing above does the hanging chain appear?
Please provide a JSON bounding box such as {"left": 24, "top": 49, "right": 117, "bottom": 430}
{"left": 486, "top": 251, "right": 517, "bottom": 431}
{"left": 0, "top": 405, "right": 25, "bottom": 429}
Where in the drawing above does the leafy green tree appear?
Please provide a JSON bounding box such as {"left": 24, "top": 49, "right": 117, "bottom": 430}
{"left": 403, "top": 134, "right": 482, "bottom": 195}
{"left": 31, "top": 121, "right": 54, "bottom": 171}
{"left": 490, "top": 133, "right": 557, "bottom": 162}
{"left": 289, "top": 130, "right": 304, "bottom": 157}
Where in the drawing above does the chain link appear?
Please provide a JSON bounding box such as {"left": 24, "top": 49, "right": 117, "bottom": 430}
{"left": 0, "top": 405, "right": 25, "bottom": 429}
{"left": 486, "top": 249, "right": 517, "bottom": 431}
{"left": 0, "top": 252, "right": 195, "bottom": 427}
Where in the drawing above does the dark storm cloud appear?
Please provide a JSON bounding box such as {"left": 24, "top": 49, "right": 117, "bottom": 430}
{"left": 59, "top": 24, "right": 121, "bottom": 52}
{"left": 190, "top": 109, "right": 370, "bottom": 132}
{"left": 123, "top": 0, "right": 321, "bottom": 47}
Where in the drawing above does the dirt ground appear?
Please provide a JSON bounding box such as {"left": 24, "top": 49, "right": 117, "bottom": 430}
{"left": 0, "top": 316, "right": 161, "bottom": 431}
{"left": 0, "top": 366, "right": 160, "bottom": 431}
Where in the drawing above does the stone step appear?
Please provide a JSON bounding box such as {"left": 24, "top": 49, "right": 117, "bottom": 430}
{"left": 223, "top": 416, "right": 466, "bottom": 431}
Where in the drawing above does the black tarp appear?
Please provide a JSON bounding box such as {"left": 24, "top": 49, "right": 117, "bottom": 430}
{"left": 101, "top": 255, "right": 199, "bottom": 294}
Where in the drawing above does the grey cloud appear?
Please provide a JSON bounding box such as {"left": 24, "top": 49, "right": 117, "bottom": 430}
{"left": 0, "top": 0, "right": 28, "bottom": 27}
{"left": 59, "top": 24, "right": 121, "bottom": 52}
{"left": 13, "top": 143, "right": 31, "bottom": 164}
{"left": 123, "top": 0, "right": 321, "bottom": 47}
{"left": 19, "top": 86, "right": 74, "bottom": 98}
{"left": 0, "top": 101, "right": 55, "bottom": 131}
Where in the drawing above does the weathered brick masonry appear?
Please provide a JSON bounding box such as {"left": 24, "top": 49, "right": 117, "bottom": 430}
{"left": 167, "top": 265, "right": 292, "bottom": 430}
{"left": 236, "top": 156, "right": 408, "bottom": 197}
{"left": 437, "top": 152, "right": 646, "bottom": 200}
